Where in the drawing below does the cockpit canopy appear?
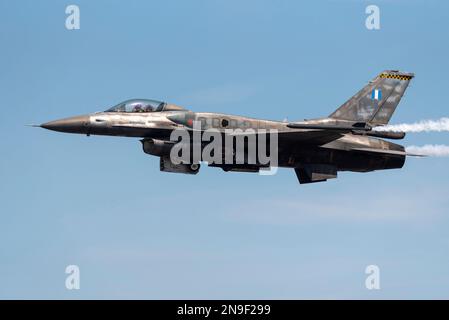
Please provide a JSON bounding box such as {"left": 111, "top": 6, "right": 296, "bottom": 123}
{"left": 105, "top": 99, "right": 187, "bottom": 113}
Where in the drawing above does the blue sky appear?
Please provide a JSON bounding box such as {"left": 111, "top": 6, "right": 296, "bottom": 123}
{"left": 1, "top": 0, "right": 449, "bottom": 299}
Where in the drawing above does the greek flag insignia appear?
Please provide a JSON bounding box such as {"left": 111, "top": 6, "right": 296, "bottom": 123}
{"left": 371, "top": 88, "right": 382, "bottom": 101}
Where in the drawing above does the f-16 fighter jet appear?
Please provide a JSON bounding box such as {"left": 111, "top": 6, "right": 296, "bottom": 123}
{"left": 37, "top": 70, "right": 414, "bottom": 184}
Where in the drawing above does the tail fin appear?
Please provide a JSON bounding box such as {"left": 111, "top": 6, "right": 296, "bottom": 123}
{"left": 329, "top": 70, "right": 414, "bottom": 126}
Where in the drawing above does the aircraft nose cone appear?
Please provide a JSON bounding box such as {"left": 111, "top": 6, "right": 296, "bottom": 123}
{"left": 41, "top": 115, "right": 90, "bottom": 134}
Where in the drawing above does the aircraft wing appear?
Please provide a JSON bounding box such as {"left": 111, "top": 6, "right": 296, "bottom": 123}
{"left": 229, "top": 129, "right": 345, "bottom": 145}
{"left": 286, "top": 122, "right": 370, "bottom": 131}
{"left": 286, "top": 122, "right": 406, "bottom": 140}
{"left": 350, "top": 147, "right": 427, "bottom": 157}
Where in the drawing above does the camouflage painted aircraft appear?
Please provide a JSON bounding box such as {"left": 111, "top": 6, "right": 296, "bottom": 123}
{"left": 37, "top": 70, "right": 414, "bottom": 184}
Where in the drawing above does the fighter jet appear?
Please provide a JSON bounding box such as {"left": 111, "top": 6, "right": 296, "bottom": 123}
{"left": 37, "top": 70, "right": 414, "bottom": 184}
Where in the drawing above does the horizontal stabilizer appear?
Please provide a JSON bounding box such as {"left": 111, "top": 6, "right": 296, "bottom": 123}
{"left": 405, "top": 153, "right": 427, "bottom": 157}
{"left": 352, "top": 147, "right": 426, "bottom": 157}
{"left": 350, "top": 147, "right": 406, "bottom": 156}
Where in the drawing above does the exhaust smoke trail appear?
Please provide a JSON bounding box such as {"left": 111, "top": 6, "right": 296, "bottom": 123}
{"left": 373, "top": 117, "right": 449, "bottom": 133}
{"left": 406, "top": 144, "right": 449, "bottom": 157}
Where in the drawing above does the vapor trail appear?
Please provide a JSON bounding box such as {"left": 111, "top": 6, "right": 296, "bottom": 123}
{"left": 373, "top": 117, "right": 449, "bottom": 132}
{"left": 406, "top": 144, "right": 449, "bottom": 157}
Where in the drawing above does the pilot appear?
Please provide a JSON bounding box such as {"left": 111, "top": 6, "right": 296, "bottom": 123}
{"left": 133, "top": 104, "right": 143, "bottom": 112}
{"left": 144, "top": 105, "right": 153, "bottom": 112}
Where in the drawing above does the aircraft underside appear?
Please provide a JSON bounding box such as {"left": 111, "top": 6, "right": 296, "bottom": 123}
{"left": 141, "top": 135, "right": 406, "bottom": 184}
